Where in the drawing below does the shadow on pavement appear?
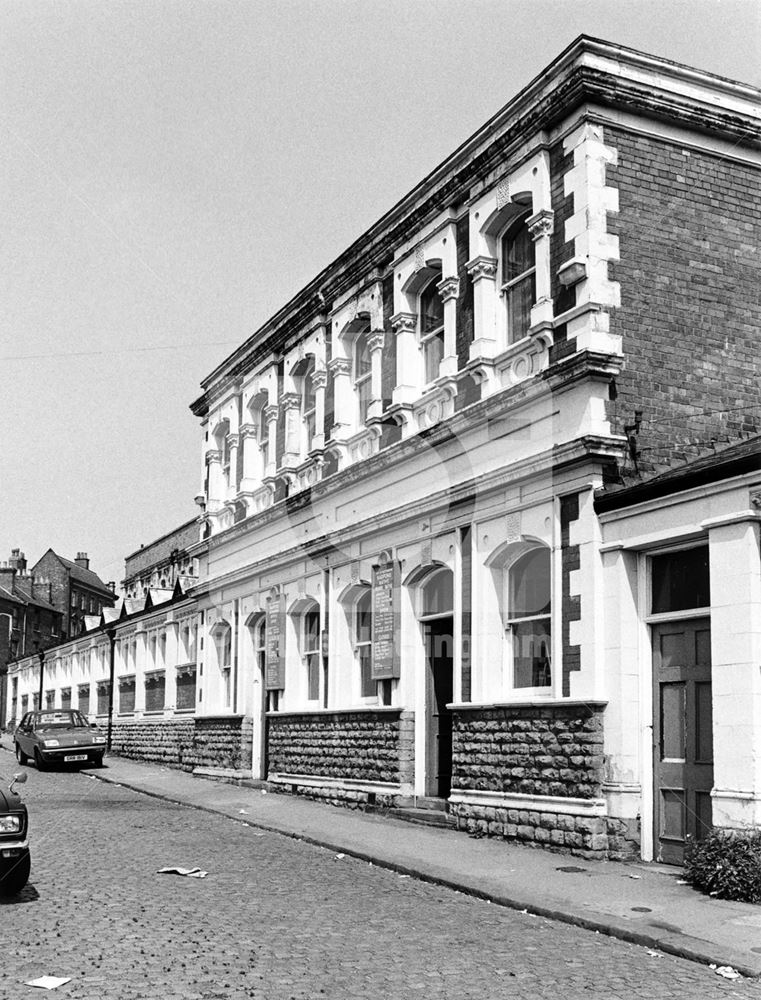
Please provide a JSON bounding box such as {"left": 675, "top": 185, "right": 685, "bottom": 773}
{"left": 0, "top": 883, "right": 40, "bottom": 905}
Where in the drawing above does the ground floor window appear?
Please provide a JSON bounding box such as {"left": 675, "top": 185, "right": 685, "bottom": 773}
{"left": 145, "top": 672, "right": 166, "bottom": 712}
{"left": 61, "top": 688, "right": 71, "bottom": 710}
{"left": 176, "top": 666, "right": 196, "bottom": 711}
{"left": 299, "top": 605, "right": 321, "bottom": 702}
{"left": 507, "top": 546, "right": 551, "bottom": 688}
{"left": 119, "top": 677, "right": 136, "bottom": 714}
{"left": 78, "top": 684, "right": 91, "bottom": 715}
{"left": 96, "top": 683, "right": 109, "bottom": 715}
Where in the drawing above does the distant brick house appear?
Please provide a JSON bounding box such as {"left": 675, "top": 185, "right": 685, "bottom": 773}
{"left": 0, "top": 549, "right": 63, "bottom": 727}
{"left": 31, "top": 549, "right": 116, "bottom": 640}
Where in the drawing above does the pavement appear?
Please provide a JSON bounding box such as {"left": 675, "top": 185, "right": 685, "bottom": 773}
{"left": 46, "top": 751, "right": 761, "bottom": 980}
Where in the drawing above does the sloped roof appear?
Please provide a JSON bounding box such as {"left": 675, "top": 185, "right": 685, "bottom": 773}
{"left": 0, "top": 585, "right": 24, "bottom": 606}
{"left": 44, "top": 552, "right": 115, "bottom": 598}
{"left": 595, "top": 436, "right": 761, "bottom": 513}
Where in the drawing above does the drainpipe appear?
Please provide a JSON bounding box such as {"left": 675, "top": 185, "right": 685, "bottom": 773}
{"left": 37, "top": 650, "right": 45, "bottom": 709}
{"left": 106, "top": 628, "right": 116, "bottom": 750}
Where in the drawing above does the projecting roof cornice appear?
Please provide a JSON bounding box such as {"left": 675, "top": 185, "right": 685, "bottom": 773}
{"left": 190, "top": 35, "right": 761, "bottom": 417}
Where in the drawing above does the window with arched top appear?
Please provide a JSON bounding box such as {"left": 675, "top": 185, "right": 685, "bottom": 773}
{"left": 501, "top": 214, "right": 536, "bottom": 344}
{"left": 419, "top": 275, "right": 444, "bottom": 383}
{"left": 353, "top": 589, "right": 374, "bottom": 698}
{"left": 257, "top": 402, "right": 269, "bottom": 472}
{"left": 353, "top": 326, "right": 372, "bottom": 426}
{"left": 507, "top": 546, "right": 551, "bottom": 688}
{"left": 298, "top": 603, "right": 321, "bottom": 702}
{"left": 301, "top": 358, "right": 317, "bottom": 453}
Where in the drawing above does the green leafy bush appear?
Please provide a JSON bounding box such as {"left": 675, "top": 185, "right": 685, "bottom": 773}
{"left": 685, "top": 828, "right": 761, "bottom": 903}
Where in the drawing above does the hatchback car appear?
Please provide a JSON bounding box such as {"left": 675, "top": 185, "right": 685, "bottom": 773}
{"left": 0, "top": 771, "right": 30, "bottom": 895}
{"left": 15, "top": 710, "right": 107, "bottom": 770}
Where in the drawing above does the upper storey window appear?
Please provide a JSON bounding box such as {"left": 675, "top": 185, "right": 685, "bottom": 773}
{"left": 419, "top": 275, "right": 444, "bottom": 383}
{"left": 302, "top": 358, "right": 317, "bottom": 453}
{"left": 501, "top": 214, "right": 535, "bottom": 344}
{"left": 353, "top": 326, "right": 372, "bottom": 425}
{"left": 256, "top": 401, "right": 269, "bottom": 472}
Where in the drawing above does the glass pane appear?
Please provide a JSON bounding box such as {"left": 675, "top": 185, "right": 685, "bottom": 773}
{"left": 503, "top": 221, "right": 534, "bottom": 283}
{"left": 695, "top": 628, "right": 711, "bottom": 667}
{"left": 660, "top": 682, "right": 685, "bottom": 759}
{"left": 307, "top": 653, "right": 320, "bottom": 701}
{"left": 359, "top": 645, "right": 375, "bottom": 698}
{"left": 507, "top": 272, "right": 535, "bottom": 344}
{"left": 420, "top": 278, "right": 443, "bottom": 334}
{"left": 695, "top": 681, "right": 713, "bottom": 763}
{"left": 422, "top": 570, "right": 453, "bottom": 616}
{"left": 354, "top": 331, "right": 372, "bottom": 377}
{"left": 304, "top": 609, "right": 320, "bottom": 651}
{"left": 660, "top": 788, "right": 685, "bottom": 841}
{"left": 512, "top": 619, "right": 551, "bottom": 688}
{"left": 652, "top": 547, "right": 710, "bottom": 613}
{"left": 424, "top": 330, "right": 444, "bottom": 382}
{"left": 357, "top": 376, "right": 372, "bottom": 424}
{"left": 510, "top": 548, "right": 551, "bottom": 617}
{"left": 355, "top": 591, "right": 372, "bottom": 643}
{"left": 659, "top": 631, "right": 685, "bottom": 669}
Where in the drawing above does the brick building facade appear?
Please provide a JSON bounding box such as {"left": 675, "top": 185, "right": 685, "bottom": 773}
{"left": 32, "top": 549, "right": 116, "bottom": 640}
{"left": 8, "top": 38, "right": 760, "bottom": 863}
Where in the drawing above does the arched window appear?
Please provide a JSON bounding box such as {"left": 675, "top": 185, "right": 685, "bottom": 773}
{"left": 353, "top": 326, "right": 372, "bottom": 425}
{"left": 257, "top": 402, "right": 269, "bottom": 472}
{"left": 419, "top": 276, "right": 444, "bottom": 383}
{"left": 507, "top": 547, "right": 551, "bottom": 688}
{"left": 302, "top": 358, "right": 317, "bottom": 453}
{"left": 420, "top": 568, "right": 454, "bottom": 619}
{"left": 353, "top": 589, "right": 374, "bottom": 698}
{"left": 299, "top": 604, "right": 320, "bottom": 702}
{"left": 501, "top": 214, "right": 535, "bottom": 344}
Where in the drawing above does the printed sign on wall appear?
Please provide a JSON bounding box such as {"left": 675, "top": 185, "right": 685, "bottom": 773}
{"left": 371, "top": 552, "right": 401, "bottom": 680}
{"left": 265, "top": 589, "right": 286, "bottom": 690}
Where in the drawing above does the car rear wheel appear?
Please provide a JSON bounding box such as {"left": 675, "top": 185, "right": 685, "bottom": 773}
{"left": 15, "top": 743, "right": 27, "bottom": 765}
{"left": 0, "top": 853, "right": 31, "bottom": 896}
{"left": 33, "top": 748, "right": 47, "bottom": 772}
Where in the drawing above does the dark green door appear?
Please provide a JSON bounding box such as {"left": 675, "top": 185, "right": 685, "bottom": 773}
{"left": 653, "top": 618, "right": 713, "bottom": 865}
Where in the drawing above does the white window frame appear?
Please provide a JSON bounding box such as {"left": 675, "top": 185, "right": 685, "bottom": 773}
{"left": 500, "top": 212, "right": 536, "bottom": 346}
{"left": 419, "top": 275, "right": 444, "bottom": 385}
{"left": 504, "top": 546, "right": 552, "bottom": 691}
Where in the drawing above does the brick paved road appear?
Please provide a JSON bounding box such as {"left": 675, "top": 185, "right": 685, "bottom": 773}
{"left": 3, "top": 762, "right": 761, "bottom": 1000}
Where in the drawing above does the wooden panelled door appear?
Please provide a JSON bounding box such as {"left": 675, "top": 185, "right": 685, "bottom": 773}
{"left": 652, "top": 618, "right": 713, "bottom": 865}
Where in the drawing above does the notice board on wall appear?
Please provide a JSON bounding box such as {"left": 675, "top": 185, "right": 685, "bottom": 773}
{"left": 265, "top": 589, "right": 286, "bottom": 690}
{"left": 371, "top": 553, "right": 401, "bottom": 680}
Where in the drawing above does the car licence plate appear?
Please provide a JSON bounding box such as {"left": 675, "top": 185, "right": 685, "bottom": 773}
{"left": 64, "top": 754, "right": 88, "bottom": 762}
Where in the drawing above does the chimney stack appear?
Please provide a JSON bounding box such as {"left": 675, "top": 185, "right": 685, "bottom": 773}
{"left": 0, "top": 564, "right": 16, "bottom": 592}
{"left": 107, "top": 581, "right": 116, "bottom": 593}
{"left": 75, "top": 552, "right": 90, "bottom": 570}
{"left": 8, "top": 549, "right": 26, "bottom": 572}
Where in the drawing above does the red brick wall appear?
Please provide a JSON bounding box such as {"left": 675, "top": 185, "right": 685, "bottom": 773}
{"left": 605, "top": 129, "right": 761, "bottom": 479}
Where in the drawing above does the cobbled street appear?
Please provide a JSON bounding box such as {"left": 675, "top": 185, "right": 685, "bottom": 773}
{"left": 3, "top": 760, "right": 761, "bottom": 1000}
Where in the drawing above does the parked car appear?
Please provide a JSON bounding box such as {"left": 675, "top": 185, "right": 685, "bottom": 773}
{"left": 15, "top": 710, "right": 107, "bottom": 770}
{"left": 0, "top": 770, "right": 30, "bottom": 896}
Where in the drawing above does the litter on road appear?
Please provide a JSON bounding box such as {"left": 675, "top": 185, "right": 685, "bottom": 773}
{"left": 710, "top": 965, "right": 741, "bottom": 980}
{"left": 334, "top": 853, "right": 346, "bottom": 860}
{"left": 238, "top": 809, "right": 248, "bottom": 814}
{"left": 25, "top": 977, "right": 72, "bottom": 990}
{"left": 646, "top": 950, "right": 662, "bottom": 958}
{"left": 157, "top": 866, "right": 208, "bottom": 878}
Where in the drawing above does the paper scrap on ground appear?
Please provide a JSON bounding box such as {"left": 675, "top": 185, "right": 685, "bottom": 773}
{"left": 157, "top": 866, "right": 208, "bottom": 878}
{"left": 238, "top": 809, "right": 248, "bottom": 815}
{"left": 628, "top": 874, "right": 641, "bottom": 879}
{"left": 25, "top": 977, "right": 72, "bottom": 990}
{"left": 711, "top": 965, "right": 741, "bottom": 980}
{"left": 676, "top": 879, "right": 689, "bottom": 885}
{"left": 646, "top": 950, "right": 662, "bottom": 958}
{"left": 334, "top": 853, "right": 345, "bottom": 860}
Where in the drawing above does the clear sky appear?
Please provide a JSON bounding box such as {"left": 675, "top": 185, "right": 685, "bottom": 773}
{"left": 1, "top": 0, "right": 759, "bottom": 589}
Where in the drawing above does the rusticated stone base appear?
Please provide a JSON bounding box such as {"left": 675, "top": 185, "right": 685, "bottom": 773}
{"left": 267, "top": 708, "right": 414, "bottom": 787}
{"left": 108, "top": 715, "right": 253, "bottom": 773}
{"left": 270, "top": 780, "right": 400, "bottom": 810}
{"left": 449, "top": 803, "right": 640, "bottom": 860}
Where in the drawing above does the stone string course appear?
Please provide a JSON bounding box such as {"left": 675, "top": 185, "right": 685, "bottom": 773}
{"left": 267, "top": 709, "right": 414, "bottom": 790}
{"left": 109, "top": 715, "right": 252, "bottom": 772}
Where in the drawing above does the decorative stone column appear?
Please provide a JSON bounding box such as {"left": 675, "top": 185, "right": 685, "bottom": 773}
{"left": 164, "top": 623, "right": 178, "bottom": 712}
{"left": 436, "top": 276, "right": 460, "bottom": 377}
{"left": 205, "top": 448, "right": 223, "bottom": 508}
{"left": 390, "top": 312, "right": 418, "bottom": 406}
{"left": 280, "top": 392, "right": 301, "bottom": 468}
{"left": 264, "top": 404, "right": 278, "bottom": 478}
{"left": 310, "top": 367, "right": 327, "bottom": 451}
{"left": 328, "top": 357, "right": 353, "bottom": 441}
{"left": 528, "top": 208, "right": 554, "bottom": 328}
{"left": 133, "top": 631, "right": 147, "bottom": 715}
{"left": 466, "top": 256, "right": 498, "bottom": 360}
{"left": 367, "top": 330, "right": 385, "bottom": 420}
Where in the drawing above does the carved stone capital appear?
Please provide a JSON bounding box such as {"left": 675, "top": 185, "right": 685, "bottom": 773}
{"left": 310, "top": 368, "right": 328, "bottom": 390}
{"left": 238, "top": 422, "right": 258, "bottom": 439}
{"left": 466, "top": 256, "right": 498, "bottom": 282}
{"left": 328, "top": 357, "right": 351, "bottom": 377}
{"left": 280, "top": 392, "right": 301, "bottom": 410}
{"left": 367, "top": 330, "right": 385, "bottom": 353}
{"left": 264, "top": 404, "right": 279, "bottom": 424}
{"left": 528, "top": 208, "right": 555, "bottom": 240}
{"left": 751, "top": 490, "right": 761, "bottom": 510}
{"left": 205, "top": 449, "right": 222, "bottom": 466}
{"left": 225, "top": 432, "right": 239, "bottom": 449}
{"left": 391, "top": 312, "right": 417, "bottom": 335}
{"left": 436, "top": 276, "right": 460, "bottom": 302}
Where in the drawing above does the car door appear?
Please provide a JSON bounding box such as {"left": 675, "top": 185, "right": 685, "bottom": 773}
{"left": 17, "top": 714, "right": 32, "bottom": 755}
